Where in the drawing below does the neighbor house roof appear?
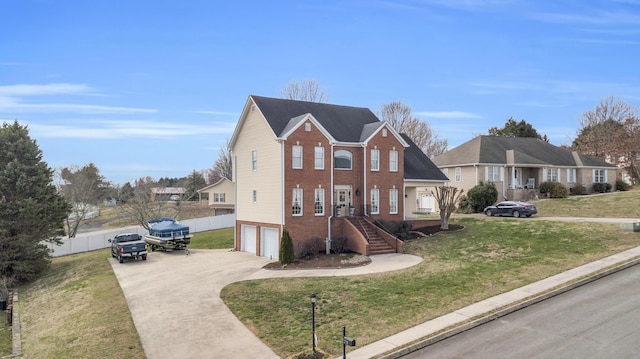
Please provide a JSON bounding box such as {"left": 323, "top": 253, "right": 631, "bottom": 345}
{"left": 433, "top": 136, "right": 616, "bottom": 168}
{"left": 401, "top": 134, "right": 449, "bottom": 181}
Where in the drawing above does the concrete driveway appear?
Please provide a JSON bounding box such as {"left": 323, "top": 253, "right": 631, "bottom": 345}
{"left": 109, "top": 249, "right": 279, "bottom": 359}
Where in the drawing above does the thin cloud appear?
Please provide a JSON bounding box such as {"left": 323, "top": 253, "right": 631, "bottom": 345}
{"left": 415, "top": 110, "right": 483, "bottom": 119}
{"left": 27, "top": 120, "right": 235, "bottom": 139}
{"left": 532, "top": 10, "right": 640, "bottom": 26}
{"left": 192, "top": 110, "right": 239, "bottom": 116}
{"left": 0, "top": 83, "right": 94, "bottom": 96}
{"left": 0, "top": 99, "right": 157, "bottom": 114}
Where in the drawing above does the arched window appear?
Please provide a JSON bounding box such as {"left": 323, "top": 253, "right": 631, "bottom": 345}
{"left": 334, "top": 150, "right": 352, "bottom": 170}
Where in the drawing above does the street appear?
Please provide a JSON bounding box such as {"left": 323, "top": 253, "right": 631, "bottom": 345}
{"left": 402, "top": 263, "right": 640, "bottom": 358}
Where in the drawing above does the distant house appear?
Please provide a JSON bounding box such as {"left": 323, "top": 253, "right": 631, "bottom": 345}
{"left": 150, "top": 187, "right": 185, "bottom": 201}
{"left": 197, "top": 178, "right": 235, "bottom": 215}
{"left": 432, "top": 136, "right": 618, "bottom": 201}
{"left": 229, "top": 95, "right": 448, "bottom": 259}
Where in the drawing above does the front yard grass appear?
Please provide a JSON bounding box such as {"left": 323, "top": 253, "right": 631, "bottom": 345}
{"left": 221, "top": 218, "right": 640, "bottom": 357}
{"left": 534, "top": 189, "right": 640, "bottom": 218}
{"left": 189, "top": 227, "right": 234, "bottom": 249}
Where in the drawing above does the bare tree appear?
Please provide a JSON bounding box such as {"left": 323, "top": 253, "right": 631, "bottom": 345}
{"left": 56, "top": 163, "right": 108, "bottom": 237}
{"left": 431, "top": 185, "right": 464, "bottom": 230}
{"left": 206, "top": 139, "right": 233, "bottom": 184}
{"left": 118, "top": 177, "right": 179, "bottom": 230}
{"left": 378, "top": 101, "right": 448, "bottom": 158}
{"left": 281, "top": 79, "right": 329, "bottom": 103}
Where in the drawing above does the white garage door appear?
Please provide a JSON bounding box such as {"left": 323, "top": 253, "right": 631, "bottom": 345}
{"left": 241, "top": 225, "right": 256, "bottom": 254}
{"left": 420, "top": 194, "right": 435, "bottom": 213}
{"left": 260, "top": 228, "right": 279, "bottom": 260}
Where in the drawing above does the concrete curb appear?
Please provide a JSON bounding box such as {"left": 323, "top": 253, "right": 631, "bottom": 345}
{"left": 377, "top": 255, "right": 640, "bottom": 359}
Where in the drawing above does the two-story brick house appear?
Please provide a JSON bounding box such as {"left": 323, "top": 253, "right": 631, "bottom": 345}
{"left": 229, "top": 95, "right": 447, "bottom": 259}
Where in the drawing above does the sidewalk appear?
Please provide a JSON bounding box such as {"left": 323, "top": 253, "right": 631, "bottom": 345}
{"left": 347, "top": 245, "right": 640, "bottom": 359}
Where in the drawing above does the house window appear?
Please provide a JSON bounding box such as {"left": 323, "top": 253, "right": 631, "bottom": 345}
{"left": 567, "top": 168, "right": 576, "bottom": 183}
{"left": 214, "top": 193, "right": 226, "bottom": 203}
{"left": 371, "top": 149, "right": 380, "bottom": 171}
{"left": 546, "top": 168, "right": 559, "bottom": 182}
{"left": 292, "top": 145, "right": 303, "bottom": 169}
{"left": 314, "top": 146, "right": 324, "bottom": 170}
{"left": 487, "top": 166, "right": 501, "bottom": 181}
{"left": 305, "top": 122, "right": 311, "bottom": 132}
{"left": 389, "top": 188, "right": 398, "bottom": 214}
{"left": 389, "top": 150, "right": 398, "bottom": 172}
{"left": 252, "top": 190, "right": 257, "bottom": 203}
{"left": 382, "top": 128, "right": 388, "bottom": 137}
{"left": 442, "top": 168, "right": 448, "bottom": 176}
{"left": 292, "top": 188, "right": 303, "bottom": 216}
{"left": 594, "top": 169, "right": 606, "bottom": 183}
{"left": 370, "top": 188, "right": 380, "bottom": 214}
{"left": 455, "top": 167, "right": 461, "bottom": 182}
{"left": 314, "top": 188, "right": 324, "bottom": 216}
{"left": 251, "top": 150, "right": 257, "bottom": 171}
{"left": 335, "top": 150, "right": 352, "bottom": 170}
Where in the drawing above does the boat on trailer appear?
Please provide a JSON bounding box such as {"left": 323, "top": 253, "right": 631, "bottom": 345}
{"left": 145, "top": 218, "right": 191, "bottom": 253}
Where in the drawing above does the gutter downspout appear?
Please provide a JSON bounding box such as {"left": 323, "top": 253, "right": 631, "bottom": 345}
{"left": 363, "top": 143, "right": 368, "bottom": 216}
{"left": 327, "top": 141, "right": 335, "bottom": 254}
{"left": 231, "top": 151, "right": 237, "bottom": 251}
{"left": 280, "top": 140, "right": 285, "bottom": 238}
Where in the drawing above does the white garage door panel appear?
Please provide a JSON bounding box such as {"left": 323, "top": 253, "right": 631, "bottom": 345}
{"left": 241, "top": 225, "right": 256, "bottom": 254}
{"left": 260, "top": 228, "right": 279, "bottom": 260}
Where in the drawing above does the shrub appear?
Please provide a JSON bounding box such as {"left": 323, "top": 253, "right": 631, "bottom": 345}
{"left": 616, "top": 179, "right": 630, "bottom": 191}
{"left": 456, "top": 195, "right": 474, "bottom": 214}
{"left": 539, "top": 181, "right": 569, "bottom": 198}
{"left": 592, "top": 182, "right": 612, "bottom": 193}
{"left": 377, "top": 220, "right": 413, "bottom": 240}
{"left": 571, "top": 183, "right": 586, "bottom": 195}
{"left": 466, "top": 181, "right": 498, "bottom": 212}
{"left": 279, "top": 229, "right": 295, "bottom": 265}
{"left": 331, "top": 236, "right": 348, "bottom": 254}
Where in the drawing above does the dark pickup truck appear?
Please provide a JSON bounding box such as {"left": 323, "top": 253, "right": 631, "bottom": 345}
{"left": 109, "top": 233, "right": 148, "bottom": 263}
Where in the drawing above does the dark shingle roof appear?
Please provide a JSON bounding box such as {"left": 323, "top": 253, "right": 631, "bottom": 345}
{"left": 433, "top": 136, "right": 616, "bottom": 168}
{"left": 251, "top": 96, "right": 380, "bottom": 142}
{"left": 401, "top": 134, "right": 449, "bottom": 181}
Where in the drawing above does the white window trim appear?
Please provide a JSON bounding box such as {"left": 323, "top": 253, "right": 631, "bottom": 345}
{"left": 593, "top": 169, "right": 606, "bottom": 183}
{"left": 389, "top": 150, "right": 398, "bottom": 172}
{"left": 455, "top": 167, "right": 461, "bottom": 182}
{"left": 389, "top": 188, "right": 398, "bottom": 214}
{"left": 486, "top": 166, "right": 502, "bottom": 182}
{"left": 292, "top": 145, "right": 303, "bottom": 169}
{"left": 371, "top": 149, "right": 380, "bottom": 171}
{"left": 314, "top": 146, "right": 324, "bottom": 170}
{"left": 314, "top": 188, "right": 325, "bottom": 216}
{"left": 251, "top": 150, "right": 257, "bottom": 171}
{"left": 567, "top": 168, "right": 576, "bottom": 183}
{"left": 252, "top": 190, "right": 257, "bottom": 203}
{"left": 370, "top": 188, "right": 380, "bottom": 214}
{"left": 292, "top": 188, "right": 303, "bottom": 216}
{"left": 335, "top": 150, "right": 352, "bottom": 170}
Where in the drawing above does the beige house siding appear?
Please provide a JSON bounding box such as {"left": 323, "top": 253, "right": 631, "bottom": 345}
{"left": 403, "top": 180, "right": 447, "bottom": 217}
{"left": 199, "top": 178, "right": 235, "bottom": 206}
{"left": 233, "top": 104, "right": 283, "bottom": 225}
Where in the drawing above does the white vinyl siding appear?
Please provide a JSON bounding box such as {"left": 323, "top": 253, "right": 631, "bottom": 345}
{"left": 370, "top": 188, "right": 380, "bottom": 214}
{"left": 292, "top": 145, "right": 303, "bottom": 169}
{"left": 371, "top": 149, "right": 380, "bottom": 171}
{"left": 389, "top": 188, "right": 398, "bottom": 214}
{"left": 314, "top": 188, "right": 325, "bottom": 216}
{"left": 314, "top": 146, "right": 324, "bottom": 170}
{"left": 389, "top": 150, "right": 398, "bottom": 172}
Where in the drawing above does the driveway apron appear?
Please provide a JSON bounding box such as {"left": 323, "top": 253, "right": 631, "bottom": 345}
{"left": 110, "top": 249, "right": 279, "bottom": 359}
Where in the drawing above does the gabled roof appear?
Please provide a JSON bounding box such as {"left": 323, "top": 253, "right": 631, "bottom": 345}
{"left": 197, "top": 177, "right": 232, "bottom": 192}
{"left": 433, "top": 136, "right": 616, "bottom": 168}
{"left": 401, "top": 134, "right": 449, "bottom": 181}
{"left": 251, "top": 95, "right": 380, "bottom": 142}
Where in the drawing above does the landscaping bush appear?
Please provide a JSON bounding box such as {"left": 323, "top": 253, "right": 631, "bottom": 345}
{"left": 293, "top": 237, "right": 325, "bottom": 257}
{"left": 571, "top": 183, "right": 586, "bottom": 195}
{"left": 466, "top": 181, "right": 498, "bottom": 212}
{"left": 331, "top": 236, "right": 348, "bottom": 254}
{"left": 376, "top": 220, "right": 413, "bottom": 240}
{"left": 456, "top": 195, "right": 474, "bottom": 214}
{"left": 616, "top": 179, "right": 630, "bottom": 191}
{"left": 592, "top": 182, "right": 612, "bottom": 193}
{"left": 539, "top": 181, "right": 569, "bottom": 198}
{"left": 279, "top": 229, "right": 295, "bottom": 265}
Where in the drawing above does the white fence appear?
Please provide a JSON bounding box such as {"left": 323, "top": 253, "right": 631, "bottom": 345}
{"left": 48, "top": 214, "right": 235, "bottom": 257}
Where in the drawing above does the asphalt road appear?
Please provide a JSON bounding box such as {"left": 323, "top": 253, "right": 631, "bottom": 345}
{"left": 401, "top": 263, "right": 640, "bottom": 358}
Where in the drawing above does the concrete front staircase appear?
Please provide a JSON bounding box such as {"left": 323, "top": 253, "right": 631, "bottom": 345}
{"left": 348, "top": 216, "right": 395, "bottom": 255}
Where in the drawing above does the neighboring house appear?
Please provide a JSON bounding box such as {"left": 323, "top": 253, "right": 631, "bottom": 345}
{"left": 150, "top": 187, "right": 185, "bottom": 201}
{"left": 432, "top": 136, "right": 618, "bottom": 201}
{"left": 229, "top": 95, "right": 447, "bottom": 259}
{"left": 197, "top": 177, "right": 235, "bottom": 215}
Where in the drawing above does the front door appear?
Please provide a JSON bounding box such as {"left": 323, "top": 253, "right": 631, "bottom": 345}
{"left": 334, "top": 185, "right": 352, "bottom": 216}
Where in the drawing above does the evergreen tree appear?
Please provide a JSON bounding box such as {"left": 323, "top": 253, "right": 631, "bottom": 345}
{"left": 488, "top": 117, "right": 548, "bottom": 141}
{"left": 279, "top": 229, "right": 295, "bottom": 265}
{"left": 0, "top": 121, "right": 70, "bottom": 282}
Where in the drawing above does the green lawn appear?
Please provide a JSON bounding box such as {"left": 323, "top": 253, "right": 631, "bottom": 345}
{"left": 0, "top": 322, "right": 10, "bottom": 355}
{"left": 222, "top": 218, "right": 640, "bottom": 357}
{"left": 189, "top": 227, "right": 234, "bottom": 249}
{"left": 534, "top": 189, "right": 640, "bottom": 218}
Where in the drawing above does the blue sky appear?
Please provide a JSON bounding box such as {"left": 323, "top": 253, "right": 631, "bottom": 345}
{"left": 2, "top": 0, "right": 639, "bottom": 185}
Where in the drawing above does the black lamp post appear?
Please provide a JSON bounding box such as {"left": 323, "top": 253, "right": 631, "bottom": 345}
{"left": 310, "top": 293, "right": 316, "bottom": 353}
